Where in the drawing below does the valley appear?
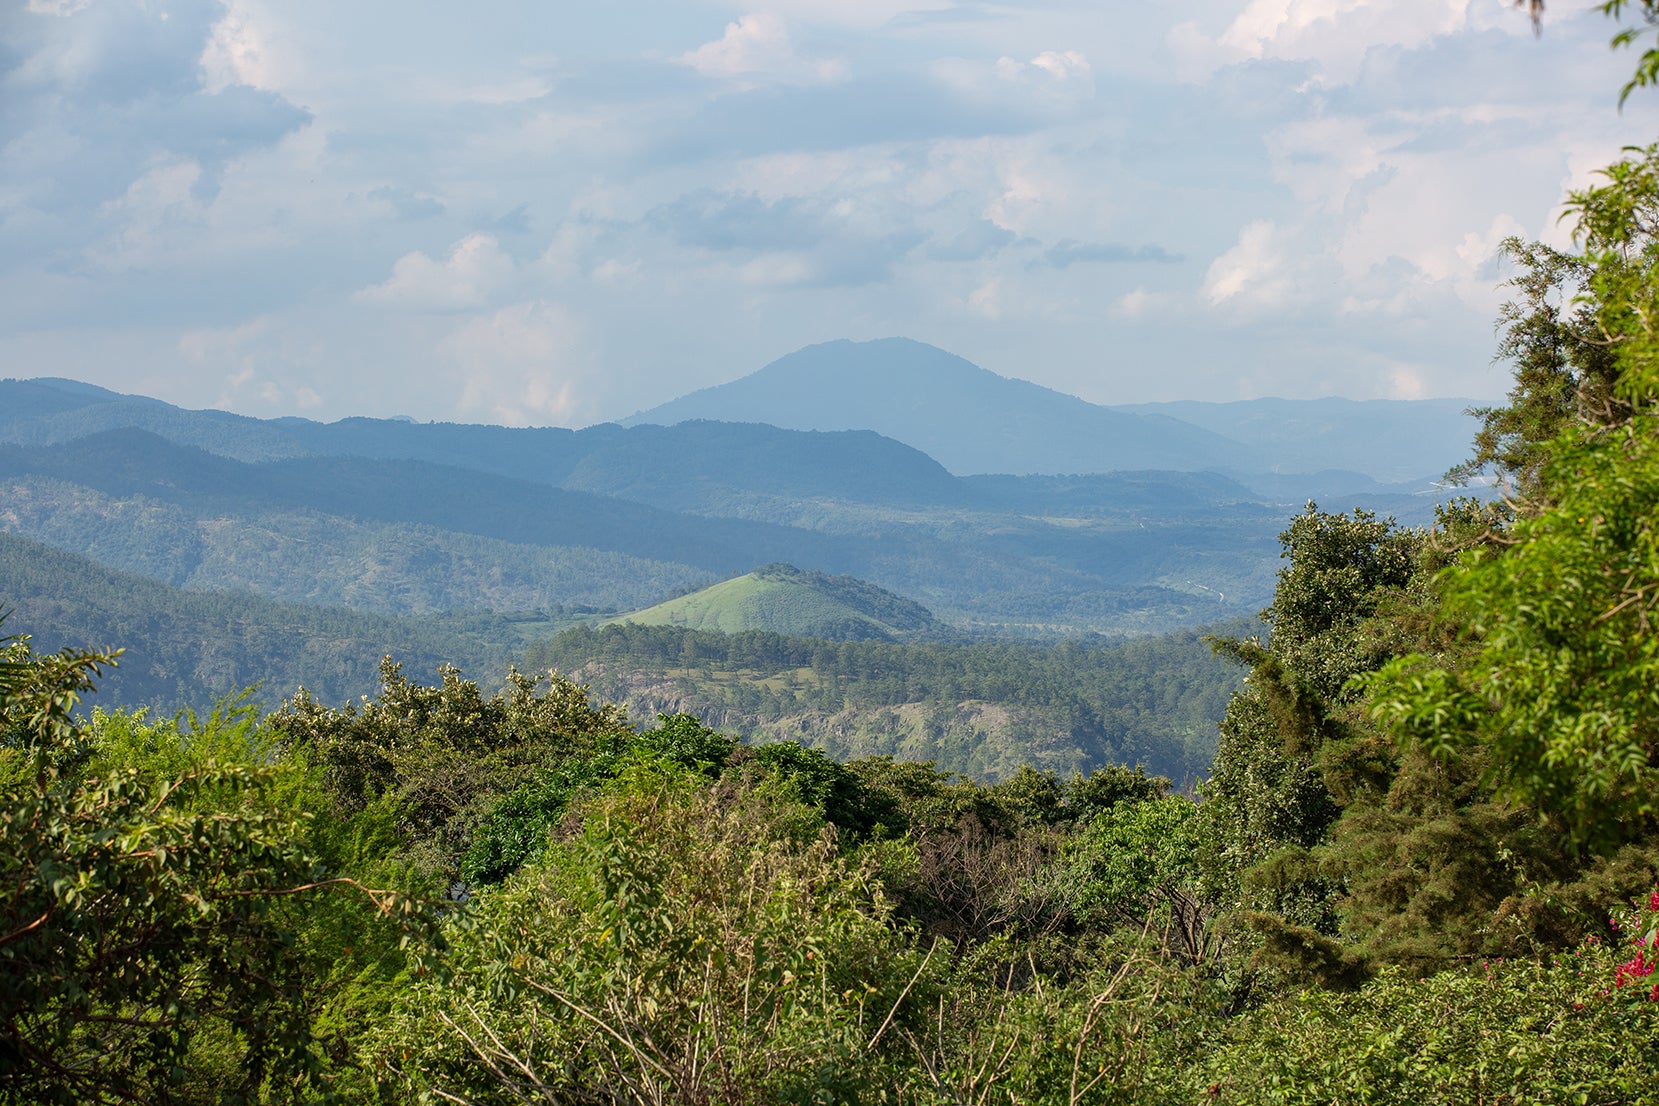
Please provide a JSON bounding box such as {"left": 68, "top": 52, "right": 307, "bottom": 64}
{"left": 0, "top": 342, "right": 1472, "bottom": 786}
{"left": 0, "top": 344, "right": 1465, "bottom": 652}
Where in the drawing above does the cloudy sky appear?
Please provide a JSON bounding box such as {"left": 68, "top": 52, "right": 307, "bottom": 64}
{"left": 5, "top": 0, "right": 1659, "bottom": 427}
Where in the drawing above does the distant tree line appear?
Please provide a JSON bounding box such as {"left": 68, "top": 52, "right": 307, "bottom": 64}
{"left": 528, "top": 620, "right": 1245, "bottom": 783}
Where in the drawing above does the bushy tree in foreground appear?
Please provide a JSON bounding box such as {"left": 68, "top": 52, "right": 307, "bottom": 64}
{"left": 1197, "top": 116, "right": 1659, "bottom": 992}
{"left": 0, "top": 624, "right": 429, "bottom": 1105}
{"left": 380, "top": 768, "right": 925, "bottom": 1105}
{"left": 1364, "top": 143, "right": 1659, "bottom": 852}
{"left": 270, "top": 659, "right": 632, "bottom": 882}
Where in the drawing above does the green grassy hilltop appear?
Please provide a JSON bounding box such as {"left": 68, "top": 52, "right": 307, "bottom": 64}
{"left": 611, "top": 563, "right": 940, "bottom": 641}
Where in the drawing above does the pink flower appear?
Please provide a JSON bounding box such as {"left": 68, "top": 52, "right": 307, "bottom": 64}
{"left": 1615, "top": 950, "right": 1655, "bottom": 989}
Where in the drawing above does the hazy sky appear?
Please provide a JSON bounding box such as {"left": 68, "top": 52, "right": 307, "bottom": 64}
{"left": 5, "top": 0, "right": 1659, "bottom": 427}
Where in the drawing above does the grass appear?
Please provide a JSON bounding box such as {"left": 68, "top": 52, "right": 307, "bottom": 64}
{"left": 611, "top": 572, "right": 914, "bottom": 640}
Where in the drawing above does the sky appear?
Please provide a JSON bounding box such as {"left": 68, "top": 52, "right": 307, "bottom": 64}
{"left": 4, "top": 0, "right": 1659, "bottom": 428}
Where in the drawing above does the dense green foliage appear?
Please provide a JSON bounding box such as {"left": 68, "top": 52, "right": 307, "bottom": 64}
{"left": 384, "top": 775, "right": 924, "bottom": 1104}
{"left": 1365, "top": 141, "right": 1659, "bottom": 852}
{"left": 1, "top": 626, "right": 431, "bottom": 1104}
{"left": 1192, "top": 83, "right": 1659, "bottom": 997}
{"left": 8, "top": 604, "right": 1657, "bottom": 1104}
{"left": 1204, "top": 945, "right": 1659, "bottom": 1104}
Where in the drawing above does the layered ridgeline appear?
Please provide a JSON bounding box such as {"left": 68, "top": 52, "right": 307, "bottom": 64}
{"left": 624, "top": 337, "right": 1479, "bottom": 484}
{"left": 0, "top": 531, "right": 539, "bottom": 709}
{"left": 7, "top": 354, "right": 1477, "bottom": 485}
{"left": 0, "top": 424, "right": 1283, "bottom": 633}
{"left": 0, "top": 362, "right": 1457, "bottom": 637}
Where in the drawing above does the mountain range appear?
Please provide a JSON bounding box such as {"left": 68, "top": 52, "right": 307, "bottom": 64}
{"left": 624, "top": 337, "right": 1480, "bottom": 483}
{"left": 0, "top": 338, "right": 1479, "bottom": 658}
{"left": 7, "top": 339, "right": 1479, "bottom": 487}
{"left": 0, "top": 422, "right": 1286, "bottom": 634}
{"left": 0, "top": 339, "right": 1489, "bottom": 788}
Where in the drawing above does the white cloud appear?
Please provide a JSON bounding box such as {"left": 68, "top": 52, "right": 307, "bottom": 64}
{"left": 1024, "top": 50, "right": 1094, "bottom": 87}
{"left": 1205, "top": 181, "right": 1516, "bottom": 328}
{"left": 1166, "top": 20, "right": 1231, "bottom": 83}
{"left": 356, "top": 233, "right": 514, "bottom": 311}
{"left": 933, "top": 47, "right": 1096, "bottom": 112}
{"left": 8, "top": 0, "right": 1657, "bottom": 422}
{"left": 1112, "top": 287, "right": 1156, "bottom": 318}
{"left": 1258, "top": 102, "right": 1580, "bottom": 319}
{"left": 442, "top": 301, "right": 588, "bottom": 427}
{"left": 199, "top": 1, "right": 280, "bottom": 93}
{"left": 88, "top": 161, "right": 206, "bottom": 271}
{"left": 734, "top": 253, "right": 817, "bottom": 287}
{"left": 451, "top": 75, "right": 554, "bottom": 105}
{"left": 935, "top": 137, "right": 1112, "bottom": 244}
{"left": 981, "top": 48, "right": 1097, "bottom": 115}
{"left": 1387, "top": 362, "right": 1427, "bottom": 399}
{"left": 180, "top": 315, "right": 270, "bottom": 370}
{"left": 968, "top": 277, "right": 1003, "bottom": 320}
{"left": 678, "top": 12, "right": 846, "bottom": 84}
{"left": 592, "top": 257, "right": 643, "bottom": 286}
{"left": 1202, "top": 219, "right": 1305, "bottom": 311}
{"left": 1194, "top": 0, "right": 1475, "bottom": 84}
{"left": 180, "top": 315, "right": 325, "bottom": 412}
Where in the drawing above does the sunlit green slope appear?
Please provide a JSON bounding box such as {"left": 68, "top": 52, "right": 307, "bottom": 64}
{"left": 612, "top": 563, "right": 939, "bottom": 642}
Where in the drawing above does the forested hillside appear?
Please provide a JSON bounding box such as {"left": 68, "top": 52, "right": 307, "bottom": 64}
{"left": 0, "top": 523, "right": 1235, "bottom": 782}
{"left": 0, "top": 531, "right": 541, "bottom": 709}
{"left": 530, "top": 621, "right": 1244, "bottom": 783}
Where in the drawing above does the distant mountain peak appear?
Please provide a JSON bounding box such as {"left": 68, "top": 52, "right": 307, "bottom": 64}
{"left": 626, "top": 338, "right": 1011, "bottom": 420}
{"left": 624, "top": 337, "right": 1250, "bottom": 476}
